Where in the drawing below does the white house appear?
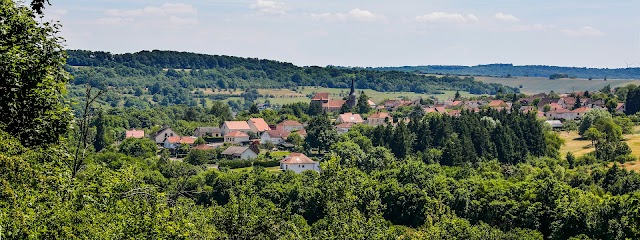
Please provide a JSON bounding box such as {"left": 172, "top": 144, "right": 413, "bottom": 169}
{"left": 153, "top": 127, "right": 177, "bottom": 145}
{"left": 261, "top": 130, "right": 290, "bottom": 145}
{"left": 193, "top": 127, "right": 222, "bottom": 138}
{"left": 221, "top": 146, "right": 259, "bottom": 160}
{"left": 224, "top": 131, "right": 250, "bottom": 144}
{"left": 279, "top": 153, "right": 320, "bottom": 173}
{"left": 336, "top": 112, "right": 364, "bottom": 124}
{"left": 276, "top": 120, "right": 304, "bottom": 132}
{"left": 335, "top": 123, "right": 354, "bottom": 135}
{"left": 366, "top": 112, "right": 392, "bottom": 126}
{"left": 221, "top": 121, "right": 251, "bottom": 135}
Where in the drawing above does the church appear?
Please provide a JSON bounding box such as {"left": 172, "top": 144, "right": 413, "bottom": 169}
{"left": 310, "top": 79, "right": 357, "bottom": 113}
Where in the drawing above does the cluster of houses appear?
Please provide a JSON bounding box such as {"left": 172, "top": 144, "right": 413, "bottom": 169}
{"left": 124, "top": 117, "right": 320, "bottom": 173}
{"left": 121, "top": 88, "right": 625, "bottom": 173}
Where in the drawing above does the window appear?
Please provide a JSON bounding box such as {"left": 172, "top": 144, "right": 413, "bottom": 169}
{"left": 302, "top": 165, "right": 305, "bottom": 168}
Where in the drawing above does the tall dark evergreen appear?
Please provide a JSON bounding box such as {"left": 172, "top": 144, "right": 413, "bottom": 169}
{"left": 356, "top": 91, "right": 371, "bottom": 114}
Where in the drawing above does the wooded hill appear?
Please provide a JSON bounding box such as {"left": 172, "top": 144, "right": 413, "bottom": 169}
{"left": 65, "top": 50, "right": 516, "bottom": 95}
{"left": 375, "top": 64, "right": 640, "bottom": 79}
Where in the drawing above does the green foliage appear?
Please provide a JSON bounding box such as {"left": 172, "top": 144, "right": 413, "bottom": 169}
{"left": 579, "top": 109, "right": 612, "bottom": 135}
{"left": 306, "top": 114, "right": 338, "bottom": 152}
{"left": 119, "top": 137, "right": 157, "bottom": 159}
{"left": 0, "top": 0, "right": 72, "bottom": 147}
{"left": 218, "top": 159, "right": 253, "bottom": 169}
{"left": 185, "top": 149, "right": 216, "bottom": 165}
{"left": 356, "top": 91, "right": 372, "bottom": 114}
{"left": 65, "top": 50, "right": 515, "bottom": 96}
{"left": 93, "top": 109, "right": 108, "bottom": 152}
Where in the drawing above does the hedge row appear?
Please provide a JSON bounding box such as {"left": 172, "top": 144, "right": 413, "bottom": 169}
{"left": 218, "top": 159, "right": 280, "bottom": 169}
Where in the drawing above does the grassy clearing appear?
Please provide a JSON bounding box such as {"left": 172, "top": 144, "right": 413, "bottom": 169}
{"left": 559, "top": 126, "right": 640, "bottom": 172}
{"left": 249, "top": 87, "right": 479, "bottom": 105}
{"left": 476, "top": 76, "right": 640, "bottom": 94}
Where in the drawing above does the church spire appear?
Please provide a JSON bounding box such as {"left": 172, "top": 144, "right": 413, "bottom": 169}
{"left": 347, "top": 78, "right": 357, "bottom": 109}
{"left": 350, "top": 78, "right": 355, "bottom": 95}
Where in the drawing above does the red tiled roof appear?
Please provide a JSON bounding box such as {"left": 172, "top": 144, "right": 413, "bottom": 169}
{"left": 224, "top": 121, "right": 251, "bottom": 130}
{"left": 192, "top": 144, "right": 215, "bottom": 150}
{"left": 368, "top": 112, "right": 390, "bottom": 119}
{"left": 280, "top": 153, "right": 317, "bottom": 164}
{"left": 295, "top": 128, "right": 307, "bottom": 137}
{"left": 166, "top": 136, "right": 181, "bottom": 144}
{"left": 125, "top": 129, "right": 145, "bottom": 138}
{"left": 166, "top": 136, "right": 196, "bottom": 144}
{"left": 338, "top": 112, "right": 364, "bottom": 123}
{"left": 617, "top": 103, "right": 625, "bottom": 110}
{"left": 264, "top": 130, "right": 290, "bottom": 139}
{"left": 225, "top": 131, "right": 249, "bottom": 138}
{"left": 249, "top": 118, "right": 270, "bottom": 132}
{"left": 562, "top": 97, "right": 576, "bottom": 105}
{"left": 324, "top": 100, "right": 346, "bottom": 109}
{"left": 312, "top": 92, "right": 330, "bottom": 101}
{"left": 278, "top": 120, "right": 303, "bottom": 127}
{"left": 488, "top": 100, "right": 505, "bottom": 107}
{"left": 572, "top": 107, "right": 590, "bottom": 113}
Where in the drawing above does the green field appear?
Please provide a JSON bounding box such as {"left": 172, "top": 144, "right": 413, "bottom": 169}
{"left": 476, "top": 76, "right": 640, "bottom": 94}
{"left": 559, "top": 127, "right": 640, "bottom": 172}
{"left": 255, "top": 87, "right": 479, "bottom": 105}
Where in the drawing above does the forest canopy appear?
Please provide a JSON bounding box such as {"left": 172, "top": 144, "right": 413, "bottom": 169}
{"left": 65, "top": 50, "right": 517, "bottom": 95}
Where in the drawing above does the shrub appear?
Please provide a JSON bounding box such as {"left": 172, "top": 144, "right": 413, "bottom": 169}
{"left": 254, "top": 160, "right": 280, "bottom": 168}
{"left": 218, "top": 160, "right": 253, "bottom": 169}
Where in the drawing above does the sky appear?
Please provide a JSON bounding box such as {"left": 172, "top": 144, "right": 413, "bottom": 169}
{"left": 43, "top": 0, "right": 640, "bottom": 68}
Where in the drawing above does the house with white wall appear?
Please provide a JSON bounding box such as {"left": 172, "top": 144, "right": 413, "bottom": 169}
{"left": 279, "top": 153, "right": 320, "bottom": 173}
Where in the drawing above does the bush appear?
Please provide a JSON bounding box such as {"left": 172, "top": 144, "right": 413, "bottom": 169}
{"left": 254, "top": 160, "right": 280, "bottom": 167}
{"left": 218, "top": 160, "right": 253, "bottom": 169}
{"left": 119, "top": 137, "right": 158, "bottom": 159}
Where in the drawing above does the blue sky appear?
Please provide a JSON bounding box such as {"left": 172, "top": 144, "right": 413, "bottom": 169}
{"left": 44, "top": 0, "right": 640, "bottom": 68}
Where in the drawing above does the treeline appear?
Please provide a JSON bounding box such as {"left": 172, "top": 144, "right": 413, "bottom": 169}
{"left": 364, "top": 109, "right": 549, "bottom": 164}
{"left": 65, "top": 50, "right": 517, "bottom": 95}
{"left": 375, "top": 63, "right": 640, "bottom": 79}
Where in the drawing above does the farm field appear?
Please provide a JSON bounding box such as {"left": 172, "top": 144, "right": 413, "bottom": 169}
{"left": 255, "top": 87, "right": 480, "bottom": 105}
{"left": 476, "top": 76, "right": 640, "bottom": 94}
{"left": 559, "top": 126, "right": 640, "bottom": 172}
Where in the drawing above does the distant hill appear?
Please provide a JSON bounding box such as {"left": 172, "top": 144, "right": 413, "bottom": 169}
{"left": 373, "top": 64, "right": 640, "bottom": 79}
{"left": 64, "top": 50, "right": 516, "bottom": 96}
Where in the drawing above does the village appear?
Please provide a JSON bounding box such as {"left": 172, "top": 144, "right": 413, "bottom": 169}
{"left": 122, "top": 80, "right": 627, "bottom": 174}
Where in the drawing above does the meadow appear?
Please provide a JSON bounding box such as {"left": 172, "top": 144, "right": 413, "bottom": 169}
{"left": 196, "top": 87, "right": 480, "bottom": 106}
{"left": 476, "top": 76, "right": 640, "bottom": 94}
{"left": 559, "top": 126, "right": 640, "bottom": 172}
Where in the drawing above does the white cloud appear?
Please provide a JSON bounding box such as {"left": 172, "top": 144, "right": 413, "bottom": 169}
{"left": 414, "top": 12, "right": 479, "bottom": 23}
{"left": 562, "top": 26, "right": 604, "bottom": 37}
{"left": 250, "top": 0, "right": 288, "bottom": 14}
{"left": 503, "top": 23, "right": 554, "bottom": 32}
{"left": 96, "top": 17, "right": 134, "bottom": 25}
{"left": 98, "top": 3, "right": 198, "bottom": 26}
{"left": 494, "top": 12, "right": 519, "bottom": 22}
{"left": 311, "top": 8, "right": 385, "bottom": 22}
{"left": 105, "top": 3, "right": 197, "bottom": 17}
{"left": 169, "top": 16, "right": 198, "bottom": 26}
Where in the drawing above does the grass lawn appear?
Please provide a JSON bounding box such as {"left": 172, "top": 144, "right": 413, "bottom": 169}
{"left": 476, "top": 76, "right": 640, "bottom": 94}
{"left": 559, "top": 126, "right": 640, "bottom": 172}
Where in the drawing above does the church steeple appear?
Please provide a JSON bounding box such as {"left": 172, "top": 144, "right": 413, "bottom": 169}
{"left": 347, "top": 79, "right": 357, "bottom": 109}
{"left": 349, "top": 78, "right": 355, "bottom": 95}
